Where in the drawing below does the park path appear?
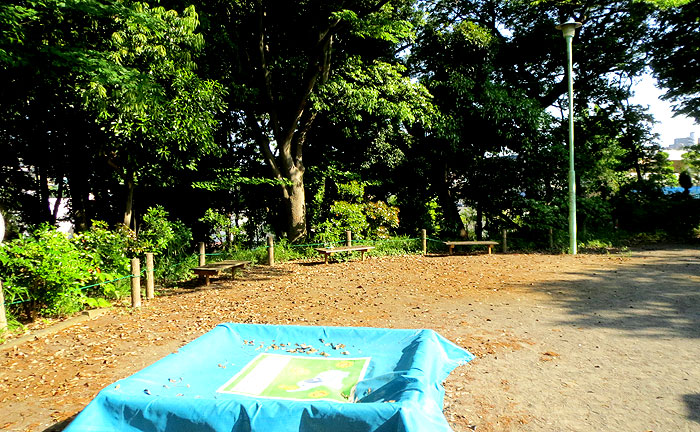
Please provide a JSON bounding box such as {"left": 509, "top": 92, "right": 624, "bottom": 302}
{"left": 444, "top": 246, "right": 700, "bottom": 431}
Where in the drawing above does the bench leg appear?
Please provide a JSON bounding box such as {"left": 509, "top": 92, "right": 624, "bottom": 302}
{"left": 360, "top": 251, "right": 366, "bottom": 261}
{"left": 205, "top": 275, "right": 211, "bottom": 286}
{"left": 488, "top": 245, "right": 492, "bottom": 255}
{"left": 449, "top": 245, "right": 454, "bottom": 255}
{"left": 324, "top": 253, "right": 329, "bottom": 264}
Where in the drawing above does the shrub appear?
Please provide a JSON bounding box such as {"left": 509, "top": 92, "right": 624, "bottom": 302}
{"left": 365, "top": 201, "right": 399, "bottom": 239}
{"left": 74, "top": 221, "right": 131, "bottom": 276}
{"left": 314, "top": 181, "right": 400, "bottom": 243}
{"left": 0, "top": 224, "right": 93, "bottom": 317}
{"left": 139, "top": 206, "right": 177, "bottom": 255}
{"left": 138, "top": 206, "right": 193, "bottom": 283}
{"left": 139, "top": 206, "right": 192, "bottom": 256}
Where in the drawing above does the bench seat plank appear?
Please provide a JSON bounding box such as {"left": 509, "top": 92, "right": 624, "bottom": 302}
{"left": 192, "top": 260, "right": 250, "bottom": 285}
{"left": 443, "top": 241, "right": 499, "bottom": 255}
{"left": 314, "top": 246, "right": 375, "bottom": 264}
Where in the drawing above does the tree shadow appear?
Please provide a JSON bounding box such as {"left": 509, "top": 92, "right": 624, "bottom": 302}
{"left": 684, "top": 394, "right": 700, "bottom": 423}
{"left": 155, "top": 264, "right": 294, "bottom": 296}
{"left": 526, "top": 246, "right": 700, "bottom": 339}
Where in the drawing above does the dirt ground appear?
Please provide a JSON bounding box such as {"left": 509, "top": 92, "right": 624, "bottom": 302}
{"left": 1, "top": 245, "right": 699, "bottom": 431}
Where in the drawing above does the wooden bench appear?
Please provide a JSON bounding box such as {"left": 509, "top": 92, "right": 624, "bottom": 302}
{"left": 192, "top": 260, "right": 251, "bottom": 285}
{"left": 444, "top": 241, "right": 499, "bottom": 255}
{"left": 314, "top": 245, "right": 375, "bottom": 264}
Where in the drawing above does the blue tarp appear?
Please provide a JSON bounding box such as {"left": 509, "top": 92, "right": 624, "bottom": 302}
{"left": 65, "top": 323, "right": 474, "bottom": 432}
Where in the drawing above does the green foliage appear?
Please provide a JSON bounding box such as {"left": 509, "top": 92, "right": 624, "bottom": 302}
{"left": 199, "top": 208, "right": 230, "bottom": 238}
{"left": 372, "top": 236, "right": 421, "bottom": 255}
{"left": 518, "top": 198, "right": 567, "bottom": 231}
{"left": 578, "top": 195, "right": 615, "bottom": 234}
{"left": 139, "top": 206, "right": 176, "bottom": 254}
{"left": 135, "top": 206, "right": 193, "bottom": 283}
{"left": 313, "top": 181, "right": 400, "bottom": 243}
{"left": 85, "top": 2, "right": 227, "bottom": 155}
{"left": 153, "top": 252, "right": 198, "bottom": 286}
{"left": 317, "top": 201, "right": 370, "bottom": 243}
{"left": 0, "top": 225, "right": 92, "bottom": 316}
{"left": 336, "top": 181, "right": 365, "bottom": 203}
{"left": 650, "top": 0, "right": 700, "bottom": 121}
{"left": 139, "top": 206, "right": 192, "bottom": 257}
{"left": 365, "top": 201, "right": 400, "bottom": 239}
{"left": 84, "top": 297, "right": 112, "bottom": 309}
{"left": 682, "top": 145, "right": 700, "bottom": 183}
{"left": 425, "top": 199, "right": 443, "bottom": 235}
{"left": 192, "top": 168, "right": 292, "bottom": 191}
{"left": 315, "top": 57, "right": 435, "bottom": 126}
{"left": 74, "top": 221, "right": 131, "bottom": 275}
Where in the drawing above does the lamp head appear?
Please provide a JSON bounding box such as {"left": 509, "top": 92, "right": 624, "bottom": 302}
{"left": 556, "top": 18, "right": 582, "bottom": 37}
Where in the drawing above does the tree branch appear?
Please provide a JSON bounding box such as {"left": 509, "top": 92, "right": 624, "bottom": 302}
{"left": 244, "top": 110, "right": 287, "bottom": 194}
{"left": 278, "top": 18, "right": 339, "bottom": 162}
{"left": 292, "top": 110, "right": 317, "bottom": 167}
{"left": 254, "top": 0, "right": 281, "bottom": 137}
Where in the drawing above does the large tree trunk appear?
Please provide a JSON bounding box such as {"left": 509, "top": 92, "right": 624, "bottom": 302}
{"left": 437, "top": 163, "right": 464, "bottom": 237}
{"left": 67, "top": 165, "right": 90, "bottom": 231}
{"left": 286, "top": 167, "right": 307, "bottom": 242}
{"left": 123, "top": 176, "right": 135, "bottom": 229}
{"left": 51, "top": 178, "right": 65, "bottom": 223}
{"left": 246, "top": 3, "right": 339, "bottom": 242}
{"left": 36, "top": 164, "right": 53, "bottom": 224}
{"left": 475, "top": 204, "right": 483, "bottom": 240}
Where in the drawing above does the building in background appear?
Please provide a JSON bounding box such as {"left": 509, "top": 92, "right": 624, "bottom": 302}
{"left": 670, "top": 132, "right": 697, "bottom": 149}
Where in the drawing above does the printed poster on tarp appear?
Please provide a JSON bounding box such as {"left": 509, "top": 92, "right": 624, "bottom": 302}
{"left": 218, "top": 353, "right": 370, "bottom": 402}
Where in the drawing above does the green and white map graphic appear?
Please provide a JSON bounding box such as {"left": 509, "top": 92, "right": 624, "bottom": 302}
{"left": 217, "top": 353, "right": 371, "bottom": 402}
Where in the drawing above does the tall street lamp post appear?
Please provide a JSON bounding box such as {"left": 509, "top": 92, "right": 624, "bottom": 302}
{"left": 556, "top": 18, "right": 582, "bottom": 255}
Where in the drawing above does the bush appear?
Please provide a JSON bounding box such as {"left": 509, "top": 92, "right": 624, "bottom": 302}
{"left": 0, "top": 224, "right": 94, "bottom": 317}
{"left": 139, "top": 206, "right": 177, "bottom": 255}
{"left": 138, "top": 206, "right": 194, "bottom": 283}
{"left": 316, "top": 201, "right": 370, "bottom": 243}
{"left": 74, "top": 221, "right": 131, "bottom": 276}
{"left": 314, "top": 181, "right": 400, "bottom": 244}
{"left": 365, "top": 201, "right": 399, "bottom": 239}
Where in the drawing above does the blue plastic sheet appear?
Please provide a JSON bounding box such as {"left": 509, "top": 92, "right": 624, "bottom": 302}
{"left": 65, "top": 324, "right": 474, "bottom": 432}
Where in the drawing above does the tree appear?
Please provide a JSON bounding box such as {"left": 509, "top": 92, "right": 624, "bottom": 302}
{"left": 682, "top": 144, "right": 700, "bottom": 183}
{"left": 650, "top": 0, "right": 700, "bottom": 122}
{"left": 679, "top": 171, "right": 693, "bottom": 194}
{"left": 82, "top": 2, "right": 227, "bottom": 227}
{"left": 190, "top": 0, "right": 426, "bottom": 241}
{"left": 0, "top": 1, "right": 226, "bottom": 230}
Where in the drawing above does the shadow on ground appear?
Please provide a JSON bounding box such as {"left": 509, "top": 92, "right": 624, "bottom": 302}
{"left": 525, "top": 245, "right": 700, "bottom": 339}
{"left": 156, "top": 264, "right": 294, "bottom": 295}
{"left": 684, "top": 394, "right": 700, "bottom": 423}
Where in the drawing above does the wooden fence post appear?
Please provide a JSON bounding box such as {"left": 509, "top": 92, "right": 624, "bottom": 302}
{"left": 502, "top": 229, "right": 508, "bottom": 253}
{"left": 0, "top": 280, "right": 7, "bottom": 331}
{"left": 0, "top": 212, "right": 6, "bottom": 330}
{"left": 267, "top": 235, "right": 275, "bottom": 266}
{"left": 131, "top": 258, "right": 141, "bottom": 308}
{"left": 346, "top": 230, "right": 352, "bottom": 247}
{"left": 145, "top": 253, "right": 154, "bottom": 300}
{"left": 198, "top": 242, "right": 206, "bottom": 266}
{"left": 421, "top": 229, "right": 427, "bottom": 256}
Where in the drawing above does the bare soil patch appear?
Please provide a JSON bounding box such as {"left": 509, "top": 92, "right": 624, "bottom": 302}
{"left": 1, "top": 246, "right": 699, "bottom": 431}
